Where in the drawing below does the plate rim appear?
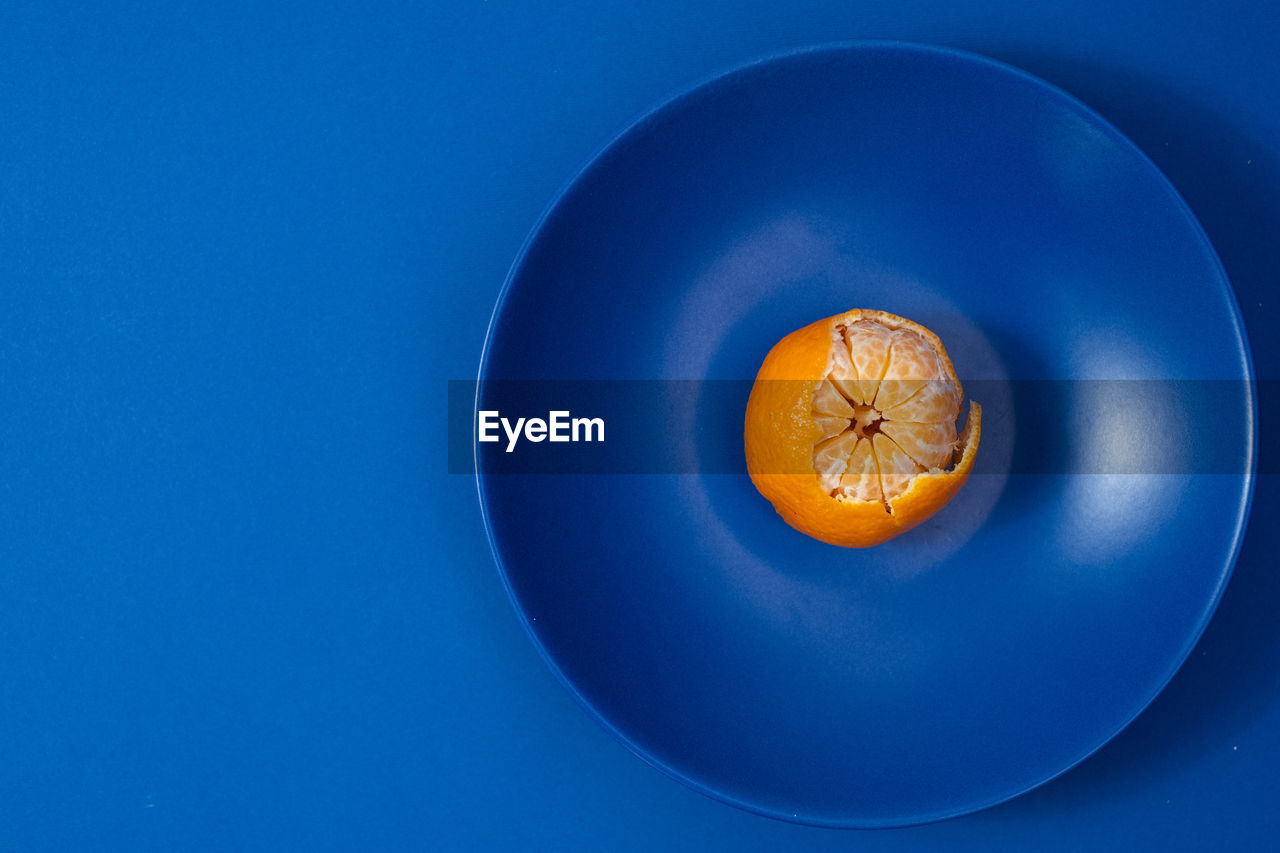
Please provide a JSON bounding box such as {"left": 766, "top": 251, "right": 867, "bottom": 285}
{"left": 471, "top": 39, "right": 1259, "bottom": 827}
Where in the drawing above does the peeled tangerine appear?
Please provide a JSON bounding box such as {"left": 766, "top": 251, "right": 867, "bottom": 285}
{"left": 744, "top": 309, "right": 981, "bottom": 548}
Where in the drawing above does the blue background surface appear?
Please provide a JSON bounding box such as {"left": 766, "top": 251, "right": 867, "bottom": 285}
{"left": 0, "top": 1, "right": 1275, "bottom": 849}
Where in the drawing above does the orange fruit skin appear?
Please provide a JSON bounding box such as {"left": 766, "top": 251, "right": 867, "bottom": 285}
{"left": 744, "top": 309, "right": 981, "bottom": 548}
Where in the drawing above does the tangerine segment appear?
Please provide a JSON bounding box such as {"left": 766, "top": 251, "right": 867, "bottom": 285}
{"left": 838, "top": 435, "right": 882, "bottom": 503}
{"left": 744, "top": 309, "right": 981, "bottom": 548}
{"left": 879, "top": 379, "right": 962, "bottom": 424}
{"left": 879, "top": 420, "right": 956, "bottom": 471}
{"left": 814, "top": 431, "right": 858, "bottom": 486}
{"left": 873, "top": 433, "right": 926, "bottom": 501}
{"left": 874, "top": 329, "right": 956, "bottom": 410}
{"left": 836, "top": 320, "right": 894, "bottom": 404}
{"left": 812, "top": 379, "right": 855, "bottom": 441}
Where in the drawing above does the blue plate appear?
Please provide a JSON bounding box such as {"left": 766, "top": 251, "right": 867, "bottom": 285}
{"left": 475, "top": 43, "right": 1255, "bottom": 826}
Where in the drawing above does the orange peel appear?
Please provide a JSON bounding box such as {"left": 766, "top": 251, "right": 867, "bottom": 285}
{"left": 744, "top": 309, "right": 981, "bottom": 548}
